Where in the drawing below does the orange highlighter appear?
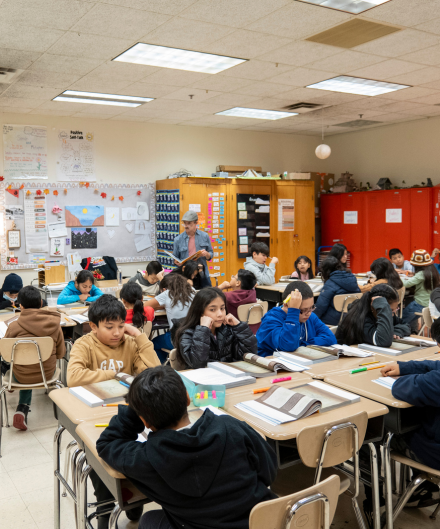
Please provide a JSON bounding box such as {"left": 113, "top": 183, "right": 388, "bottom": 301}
{"left": 253, "top": 387, "right": 270, "bottom": 394}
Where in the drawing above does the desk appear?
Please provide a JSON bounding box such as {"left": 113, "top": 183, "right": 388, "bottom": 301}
{"left": 300, "top": 354, "right": 394, "bottom": 379}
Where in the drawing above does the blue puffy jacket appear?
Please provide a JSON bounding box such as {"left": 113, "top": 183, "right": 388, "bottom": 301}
{"left": 256, "top": 307, "right": 337, "bottom": 357}
{"left": 57, "top": 281, "right": 103, "bottom": 305}
{"left": 314, "top": 270, "right": 360, "bottom": 326}
{"left": 392, "top": 360, "right": 440, "bottom": 470}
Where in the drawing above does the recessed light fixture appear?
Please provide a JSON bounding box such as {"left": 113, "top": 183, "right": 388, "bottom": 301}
{"left": 307, "top": 76, "right": 410, "bottom": 96}
{"left": 113, "top": 43, "right": 246, "bottom": 74}
{"left": 216, "top": 107, "right": 298, "bottom": 120}
{"left": 296, "top": 0, "right": 392, "bottom": 15}
{"left": 53, "top": 90, "right": 153, "bottom": 107}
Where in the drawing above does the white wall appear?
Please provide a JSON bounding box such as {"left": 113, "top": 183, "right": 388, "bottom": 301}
{"left": 0, "top": 112, "right": 319, "bottom": 286}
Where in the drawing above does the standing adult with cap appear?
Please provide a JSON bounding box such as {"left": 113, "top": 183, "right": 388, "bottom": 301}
{"left": 173, "top": 211, "right": 213, "bottom": 288}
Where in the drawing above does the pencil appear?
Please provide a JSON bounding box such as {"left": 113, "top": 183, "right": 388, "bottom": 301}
{"left": 95, "top": 424, "right": 109, "bottom": 427}
{"left": 359, "top": 361, "right": 379, "bottom": 366}
{"left": 101, "top": 403, "right": 128, "bottom": 407}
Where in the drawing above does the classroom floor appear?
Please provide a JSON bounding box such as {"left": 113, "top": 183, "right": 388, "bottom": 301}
{"left": 0, "top": 389, "right": 438, "bottom": 529}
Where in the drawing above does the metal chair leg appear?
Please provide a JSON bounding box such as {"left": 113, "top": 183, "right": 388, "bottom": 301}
{"left": 369, "top": 442, "right": 381, "bottom": 529}
{"left": 80, "top": 464, "right": 92, "bottom": 529}
{"left": 383, "top": 432, "right": 394, "bottom": 529}
{"left": 391, "top": 459, "right": 398, "bottom": 494}
{"left": 393, "top": 475, "right": 426, "bottom": 521}
{"left": 75, "top": 451, "right": 87, "bottom": 529}
{"left": 109, "top": 503, "right": 122, "bottom": 529}
{"left": 430, "top": 502, "right": 440, "bottom": 520}
{"left": 71, "top": 448, "right": 82, "bottom": 529}
{"left": 54, "top": 425, "right": 66, "bottom": 529}
{"left": 62, "top": 440, "right": 78, "bottom": 497}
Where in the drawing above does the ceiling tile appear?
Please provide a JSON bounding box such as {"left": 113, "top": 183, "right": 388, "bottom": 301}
{"left": 191, "top": 75, "right": 253, "bottom": 91}
{"left": 388, "top": 67, "right": 440, "bottom": 85}
{"left": 220, "top": 60, "right": 293, "bottom": 80}
{"left": 147, "top": 117, "right": 184, "bottom": 124}
{"left": 67, "top": 104, "right": 125, "bottom": 115}
{"left": 0, "top": 96, "right": 46, "bottom": 109}
{"left": 406, "top": 92, "right": 440, "bottom": 105}
{"left": 415, "top": 17, "right": 440, "bottom": 36}
{"left": 16, "top": 70, "right": 81, "bottom": 89}
{"left": 419, "top": 79, "right": 440, "bottom": 90}
{"left": 239, "top": 97, "right": 300, "bottom": 110}
{"left": 354, "top": 29, "right": 439, "bottom": 58}
{"left": 403, "top": 106, "right": 440, "bottom": 116}
{"left": 337, "top": 97, "right": 394, "bottom": 110}
{"left": 257, "top": 40, "right": 341, "bottom": 67}
{"left": 307, "top": 50, "right": 385, "bottom": 73}
{"left": 180, "top": 0, "right": 292, "bottom": 28}
{"left": 233, "top": 81, "right": 294, "bottom": 97}
{"left": 270, "top": 67, "right": 338, "bottom": 87}
{"left": 109, "top": 115, "right": 149, "bottom": 121}
{"left": 305, "top": 92, "right": 365, "bottom": 105}
{"left": 141, "top": 68, "right": 210, "bottom": 87}
{"left": 47, "top": 32, "right": 133, "bottom": 60}
{"left": 375, "top": 101, "right": 429, "bottom": 112}
{"left": 376, "top": 86, "right": 440, "bottom": 100}
{"left": 28, "top": 108, "right": 74, "bottom": 116}
{"left": 72, "top": 4, "right": 171, "bottom": 40}
{"left": 0, "top": 106, "right": 33, "bottom": 114}
{"left": 141, "top": 17, "right": 236, "bottom": 50}
{"left": 246, "top": 2, "right": 350, "bottom": 39}
{"left": 28, "top": 54, "right": 103, "bottom": 75}
{"left": 370, "top": 111, "right": 413, "bottom": 121}
{"left": 183, "top": 114, "right": 236, "bottom": 124}
{"left": 160, "top": 110, "right": 209, "bottom": 121}
{"left": 399, "top": 45, "right": 440, "bottom": 67}
{"left": 0, "top": 48, "right": 41, "bottom": 69}
{"left": 144, "top": 98, "right": 205, "bottom": 112}
{"left": 2, "top": 84, "right": 61, "bottom": 99}
{"left": 204, "top": 30, "right": 291, "bottom": 59}
{"left": 197, "top": 92, "right": 259, "bottom": 109}
{"left": 71, "top": 112, "right": 113, "bottom": 119}
{"left": 271, "top": 86, "right": 335, "bottom": 100}
{"left": 67, "top": 78, "right": 135, "bottom": 93}
{"left": 0, "top": 0, "right": 94, "bottom": 31}
{"left": 77, "top": 61, "right": 158, "bottom": 83}
{"left": 162, "top": 87, "right": 223, "bottom": 101}
{"left": 101, "top": 0, "right": 197, "bottom": 16}
{"left": 122, "top": 82, "right": 182, "bottom": 98}
{"left": 0, "top": 24, "right": 64, "bottom": 53}
{"left": 35, "top": 100, "right": 92, "bottom": 112}
{"left": 362, "top": 0, "right": 440, "bottom": 27}
{"left": 348, "top": 59, "right": 425, "bottom": 80}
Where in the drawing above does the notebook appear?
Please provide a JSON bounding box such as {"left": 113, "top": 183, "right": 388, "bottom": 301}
{"left": 69, "top": 379, "right": 128, "bottom": 407}
{"left": 372, "top": 376, "right": 399, "bottom": 389}
{"left": 274, "top": 345, "right": 341, "bottom": 365}
{"left": 329, "top": 344, "right": 373, "bottom": 358}
{"left": 358, "top": 341, "right": 430, "bottom": 356}
{"left": 180, "top": 368, "right": 256, "bottom": 389}
{"left": 209, "top": 354, "right": 309, "bottom": 378}
{"left": 235, "top": 381, "right": 360, "bottom": 426}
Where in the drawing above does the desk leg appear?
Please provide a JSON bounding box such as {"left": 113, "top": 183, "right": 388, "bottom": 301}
{"left": 80, "top": 464, "right": 92, "bottom": 529}
{"left": 383, "top": 432, "right": 394, "bottom": 529}
{"left": 54, "top": 425, "right": 66, "bottom": 529}
{"left": 75, "top": 451, "right": 87, "bottom": 529}
{"left": 71, "top": 447, "right": 82, "bottom": 529}
{"left": 368, "top": 443, "right": 381, "bottom": 529}
{"left": 109, "top": 504, "right": 122, "bottom": 529}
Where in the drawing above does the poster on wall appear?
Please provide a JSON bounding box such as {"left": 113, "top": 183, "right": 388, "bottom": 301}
{"left": 24, "top": 193, "right": 48, "bottom": 253}
{"left": 57, "top": 129, "right": 95, "bottom": 182}
{"left": 278, "top": 199, "right": 295, "bottom": 231}
{"left": 3, "top": 124, "right": 48, "bottom": 180}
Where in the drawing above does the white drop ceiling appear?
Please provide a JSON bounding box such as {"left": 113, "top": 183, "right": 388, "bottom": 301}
{"left": 1, "top": 0, "right": 440, "bottom": 135}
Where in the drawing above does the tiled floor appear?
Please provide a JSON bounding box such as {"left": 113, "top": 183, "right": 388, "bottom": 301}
{"left": 0, "top": 388, "right": 438, "bottom": 529}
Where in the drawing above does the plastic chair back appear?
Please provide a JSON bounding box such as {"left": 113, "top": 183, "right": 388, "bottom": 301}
{"left": 143, "top": 320, "right": 152, "bottom": 338}
{"left": 422, "top": 306, "right": 433, "bottom": 331}
{"left": 0, "top": 337, "right": 54, "bottom": 364}
{"left": 333, "top": 293, "right": 363, "bottom": 313}
{"left": 169, "top": 349, "right": 188, "bottom": 371}
{"left": 397, "top": 286, "right": 405, "bottom": 318}
{"left": 237, "top": 302, "right": 268, "bottom": 325}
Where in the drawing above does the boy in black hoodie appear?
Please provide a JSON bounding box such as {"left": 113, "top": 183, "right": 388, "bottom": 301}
{"left": 97, "top": 365, "right": 278, "bottom": 529}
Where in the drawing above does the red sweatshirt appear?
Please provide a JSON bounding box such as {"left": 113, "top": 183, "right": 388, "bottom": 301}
{"left": 125, "top": 306, "right": 155, "bottom": 326}
{"left": 224, "top": 289, "right": 260, "bottom": 334}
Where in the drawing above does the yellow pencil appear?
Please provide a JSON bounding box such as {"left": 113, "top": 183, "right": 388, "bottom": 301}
{"left": 359, "top": 361, "right": 379, "bottom": 366}
{"left": 95, "top": 423, "right": 109, "bottom": 427}
{"left": 101, "top": 403, "right": 128, "bottom": 407}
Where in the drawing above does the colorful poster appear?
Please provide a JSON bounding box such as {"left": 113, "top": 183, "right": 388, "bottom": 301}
{"left": 278, "top": 199, "right": 295, "bottom": 231}
{"left": 65, "top": 205, "right": 104, "bottom": 227}
{"left": 50, "top": 238, "right": 65, "bottom": 257}
{"left": 3, "top": 124, "right": 48, "bottom": 180}
{"left": 71, "top": 228, "right": 97, "bottom": 249}
{"left": 24, "top": 193, "right": 48, "bottom": 253}
{"left": 57, "top": 129, "right": 95, "bottom": 182}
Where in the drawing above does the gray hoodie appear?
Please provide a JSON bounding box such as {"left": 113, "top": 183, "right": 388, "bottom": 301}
{"left": 128, "top": 270, "right": 160, "bottom": 295}
{"left": 244, "top": 257, "right": 276, "bottom": 285}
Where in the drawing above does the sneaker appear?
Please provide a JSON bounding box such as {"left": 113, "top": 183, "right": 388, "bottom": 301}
{"left": 126, "top": 505, "right": 143, "bottom": 521}
{"left": 13, "top": 403, "right": 30, "bottom": 431}
{"left": 406, "top": 480, "right": 440, "bottom": 508}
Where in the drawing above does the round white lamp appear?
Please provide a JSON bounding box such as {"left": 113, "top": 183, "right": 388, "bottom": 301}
{"left": 315, "top": 144, "right": 331, "bottom": 159}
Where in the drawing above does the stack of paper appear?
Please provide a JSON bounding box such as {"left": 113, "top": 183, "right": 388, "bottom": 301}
{"left": 358, "top": 344, "right": 405, "bottom": 356}
{"left": 373, "top": 377, "right": 397, "bottom": 389}
{"left": 68, "top": 313, "right": 89, "bottom": 324}
{"left": 400, "top": 337, "right": 437, "bottom": 346}
{"left": 329, "top": 345, "right": 373, "bottom": 358}
{"left": 181, "top": 368, "right": 255, "bottom": 388}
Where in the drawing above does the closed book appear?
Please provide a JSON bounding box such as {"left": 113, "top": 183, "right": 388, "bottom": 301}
{"left": 211, "top": 353, "right": 308, "bottom": 378}
{"left": 69, "top": 379, "right": 128, "bottom": 407}
{"left": 275, "top": 345, "right": 340, "bottom": 365}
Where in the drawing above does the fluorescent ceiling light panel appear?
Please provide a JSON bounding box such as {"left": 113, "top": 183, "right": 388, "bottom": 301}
{"left": 113, "top": 43, "right": 246, "bottom": 74}
{"left": 216, "top": 107, "right": 298, "bottom": 120}
{"left": 307, "top": 76, "right": 409, "bottom": 96}
{"left": 296, "top": 0, "right": 392, "bottom": 15}
{"left": 53, "top": 90, "right": 153, "bottom": 107}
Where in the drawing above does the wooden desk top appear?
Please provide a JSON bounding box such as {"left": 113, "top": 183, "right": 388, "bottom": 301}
{"left": 0, "top": 309, "right": 77, "bottom": 327}
{"left": 223, "top": 380, "right": 388, "bottom": 441}
{"left": 303, "top": 353, "right": 394, "bottom": 379}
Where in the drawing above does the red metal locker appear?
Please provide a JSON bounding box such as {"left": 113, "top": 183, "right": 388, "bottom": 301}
{"left": 321, "top": 193, "right": 342, "bottom": 247}
{"left": 382, "top": 189, "right": 411, "bottom": 260}
{"left": 364, "top": 191, "right": 387, "bottom": 267}
{"left": 339, "top": 192, "right": 366, "bottom": 273}
{"left": 410, "top": 188, "right": 433, "bottom": 253}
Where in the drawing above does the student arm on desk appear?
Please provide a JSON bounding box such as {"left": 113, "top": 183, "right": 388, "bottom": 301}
{"left": 57, "top": 292, "right": 80, "bottom": 304}
{"left": 306, "top": 314, "right": 337, "bottom": 347}
{"left": 393, "top": 360, "right": 440, "bottom": 407}
{"left": 132, "top": 333, "right": 161, "bottom": 372}
{"left": 87, "top": 285, "right": 104, "bottom": 303}
{"left": 67, "top": 339, "right": 116, "bottom": 387}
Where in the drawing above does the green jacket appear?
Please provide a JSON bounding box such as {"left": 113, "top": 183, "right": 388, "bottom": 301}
{"left": 404, "top": 271, "right": 431, "bottom": 306}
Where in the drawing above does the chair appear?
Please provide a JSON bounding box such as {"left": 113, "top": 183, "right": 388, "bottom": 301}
{"left": 418, "top": 307, "right": 432, "bottom": 337}
{"left": 143, "top": 320, "right": 152, "bottom": 339}
{"left": 237, "top": 301, "right": 268, "bottom": 327}
{"left": 333, "top": 293, "right": 363, "bottom": 325}
{"left": 397, "top": 286, "right": 405, "bottom": 318}
{"left": 250, "top": 475, "right": 340, "bottom": 529}
{"left": 329, "top": 326, "right": 338, "bottom": 335}
{"left": 169, "top": 348, "right": 188, "bottom": 371}
{"left": 0, "top": 337, "right": 64, "bottom": 456}
{"left": 271, "top": 412, "right": 369, "bottom": 529}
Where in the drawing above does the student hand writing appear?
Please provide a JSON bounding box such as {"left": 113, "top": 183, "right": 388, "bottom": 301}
{"left": 289, "top": 289, "right": 302, "bottom": 309}
{"left": 224, "top": 314, "right": 240, "bottom": 326}
{"left": 381, "top": 363, "right": 400, "bottom": 377}
{"left": 124, "top": 324, "right": 141, "bottom": 337}
{"left": 271, "top": 257, "right": 279, "bottom": 265}
{"left": 200, "top": 316, "right": 213, "bottom": 329}
{"left": 79, "top": 294, "right": 89, "bottom": 302}
{"left": 219, "top": 281, "right": 231, "bottom": 290}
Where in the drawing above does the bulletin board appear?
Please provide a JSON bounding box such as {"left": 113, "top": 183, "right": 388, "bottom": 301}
{"left": 0, "top": 182, "right": 156, "bottom": 271}
{"left": 236, "top": 193, "right": 270, "bottom": 258}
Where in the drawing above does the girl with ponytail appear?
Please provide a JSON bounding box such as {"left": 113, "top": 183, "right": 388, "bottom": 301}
{"left": 336, "top": 284, "right": 410, "bottom": 347}
{"left": 120, "top": 283, "right": 154, "bottom": 328}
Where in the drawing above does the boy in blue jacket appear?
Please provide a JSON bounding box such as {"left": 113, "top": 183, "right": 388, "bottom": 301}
{"left": 58, "top": 270, "right": 103, "bottom": 305}
{"left": 256, "top": 281, "right": 337, "bottom": 357}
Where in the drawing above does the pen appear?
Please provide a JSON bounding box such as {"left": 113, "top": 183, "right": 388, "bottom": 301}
{"left": 271, "top": 376, "right": 291, "bottom": 383}
{"left": 359, "top": 361, "right": 379, "bottom": 366}
{"left": 119, "top": 380, "right": 130, "bottom": 388}
{"left": 350, "top": 365, "right": 386, "bottom": 374}
{"left": 102, "top": 403, "right": 128, "bottom": 407}
{"left": 95, "top": 424, "right": 109, "bottom": 427}
{"left": 253, "top": 387, "right": 270, "bottom": 394}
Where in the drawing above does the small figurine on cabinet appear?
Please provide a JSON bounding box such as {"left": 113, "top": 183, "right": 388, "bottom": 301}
{"left": 376, "top": 177, "right": 392, "bottom": 190}
{"left": 332, "top": 171, "right": 357, "bottom": 193}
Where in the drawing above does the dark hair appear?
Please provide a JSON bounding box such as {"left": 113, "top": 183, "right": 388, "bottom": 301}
{"left": 294, "top": 255, "right": 314, "bottom": 280}
{"left": 146, "top": 261, "right": 163, "bottom": 276}
{"left": 370, "top": 258, "right": 403, "bottom": 290}
{"left": 336, "top": 284, "right": 399, "bottom": 345}
{"left": 389, "top": 248, "right": 402, "bottom": 259}
{"left": 284, "top": 280, "right": 313, "bottom": 300}
{"left": 237, "top": 269, "right": 257, "bottom": 290}
{"left": 120, "top": 283, "right": 145, "bottom": 328}
{"left": 174, "top": 288, "right": 226, "bottom": 362}
{"left": 320, "top": 256, "right": 344, "bottom": 282}
{"left": 413, "top": 264, "right": 440, "bottom": 292}
{"left": 431, "top": 318, "right": 440, "bottom": 344}
{"left": 17, "top": 286, "right": 41, "bottom": 309}
{"left": 127, "top": 366, "right": 188, "bottom": 430}
{"left": 76, "top": 270, "right": 95, "bottom": 285}
{"left": 175, "top": 260, "right": 199, "bottom": 281}
{"left": 88, "top": 294, "right": 126, "bottom": 325}
{"left": 159, "top": 273, "right": 194, "bottom": 308}
{"left": 328, "top": 244, "right": 347, "bottom": 268}
{"left": 250, "top": 242, "right": 269, "bottom": 257}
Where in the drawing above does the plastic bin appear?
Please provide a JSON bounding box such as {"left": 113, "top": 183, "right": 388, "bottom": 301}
{"left": 193, "top": 385, "right": 226, "bottom": 408}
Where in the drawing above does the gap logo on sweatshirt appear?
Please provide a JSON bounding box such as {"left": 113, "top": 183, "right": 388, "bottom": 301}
{"left": 100, "top": 359, "right": 123, "bottom": 371}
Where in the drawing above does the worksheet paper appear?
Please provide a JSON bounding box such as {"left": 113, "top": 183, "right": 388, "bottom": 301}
{"left": 122, "top": 208, "right": 137, "bottom": 221}
{"left": 136, "top": 202, "right": 149, "bottom": 221}
{"left": 135, "top": 234, "right": 152, "bottom": 252}
{"left": 50, "top": 237, "right": 65, "bottom": 257}
{"left": 24, "top": 193, "right": 48, "bottom": 253}
{"left": 106, "top": 207, "right": 120, "bottom": 227}
{"left": 48, "top": 221, "right": 68, "bottom": 238}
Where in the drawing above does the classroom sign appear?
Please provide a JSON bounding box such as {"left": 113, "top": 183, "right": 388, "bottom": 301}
{"left": 343, "top": 211, "right": 358, "bottom": 224}
{"left": 57, "top": 129, "right": 95, "bottom": 182}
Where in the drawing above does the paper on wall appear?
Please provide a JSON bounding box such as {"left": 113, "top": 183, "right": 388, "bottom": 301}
{"left": 50, "top": 238, "right": 65, "bottom": 257}
{"left": 3, "top": 124, "right": 48, "bottom": 180}
{"left": 278, "top": 199, "right": 294, "bottom": 231}
{"left": 57, "top": 129, "right": 95, "bottom": 182}
{"left": 24, "top": 193, "right": 48, "bottom": 253}
{"left": 122, "top": 207, "right": 137, "bottom": 221}
{"left": 135, "top": 220, "right": 151, "bottom": 235}
{"left": 106, "top": 207, "right": 120, "bottom": 227}
{"left": 67, "top": 252, "right": 82, "bottom": 272}
{"left": 386, "top": 208, "right": 402, "bottom": 223}
{"left": 136, "top": 202, "right": 149, "bottom": 221}
{"left": 344, "top": 211, "right": 358, "bottom": 224}
{"left": 135, "top": 234, "right": 152, "bottom": 252}
{"left": 48, "top": 221, "right": 68, "bottom": 238}
{"left": 189, "top": 204, "right": 201, "bottom": 212}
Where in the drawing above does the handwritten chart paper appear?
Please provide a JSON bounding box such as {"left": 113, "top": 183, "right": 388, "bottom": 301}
{"left": 24, "top": 193, "right": 48, "bottom": 253}
{"left": 278, "top": 199, "right": 295, "bottom": 231}
{"left": 57, "top": 129, "right": 95, "bottom": 182}
{"left": 3, "top": 124, "right": 48, "bottom": 180}
{"left": 344, "top": 211, "right": 358, "bottom": 224}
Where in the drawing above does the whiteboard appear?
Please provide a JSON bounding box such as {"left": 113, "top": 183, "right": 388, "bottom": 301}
{"left": 0, "top": 182, "right": 156, "bottom": 271}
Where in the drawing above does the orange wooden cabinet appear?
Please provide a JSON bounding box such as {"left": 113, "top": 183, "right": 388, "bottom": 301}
{"left": 156, "top": 178, "right": 315, "bottom": 283}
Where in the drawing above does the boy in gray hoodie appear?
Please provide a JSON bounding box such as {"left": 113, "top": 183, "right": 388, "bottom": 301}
{"left": 244, "top": 242, "right": 277, "bottom": 285}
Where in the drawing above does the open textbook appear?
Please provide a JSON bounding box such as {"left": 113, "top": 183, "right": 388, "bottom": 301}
{"left": 69, "top": 379, "right": 128, "bottom": 407}
{"left": 235, "top": 381, "right": 360, "bottom": 426}
{"left": 161, "top": 249, "right": 204, "bottom": 266}
{"left": 208, "top": 354, "right": 309, "bottom": 378}
{"left": 274, "top": 345, "right": 342, "bottom": 365}
{"left": 358, "top": 338, "right": 435, "bottom": 356}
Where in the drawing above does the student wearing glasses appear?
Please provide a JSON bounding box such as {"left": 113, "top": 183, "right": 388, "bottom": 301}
{"left": 256, "top": 281, "right": 337, "bottom": 357}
